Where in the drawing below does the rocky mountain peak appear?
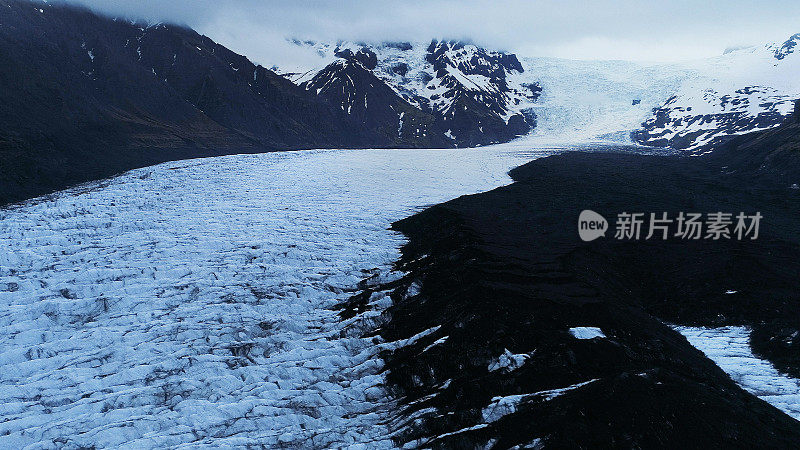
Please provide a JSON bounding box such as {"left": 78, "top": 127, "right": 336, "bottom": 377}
{"left": 285, "top": 38, "right": 539, "bottom": 147}
{"left": 774, "top": 33, "right": 800, "bottom": 60}
{"left": 334, "top": 46, "right": 378, "bottom": 70}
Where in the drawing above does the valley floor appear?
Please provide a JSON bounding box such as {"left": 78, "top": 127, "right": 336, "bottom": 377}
{"left": 1, "top": 140, "right": 799, "bottom": 447}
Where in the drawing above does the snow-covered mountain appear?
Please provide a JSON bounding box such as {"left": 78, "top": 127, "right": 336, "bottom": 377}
{"left": 633, "top": 34, "right": 800, "bottom": 154}
{"left": 280, "top": 35, "right": 800, "bottom": 152}
{"left": 300, "top": 57, "right": 451, "bottom": 148}
{"left": 283, "top": 40, "right": 539, "bottom": 147}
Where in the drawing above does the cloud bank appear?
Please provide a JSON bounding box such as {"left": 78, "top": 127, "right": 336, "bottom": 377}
{"left": 60, "top": 0, "right": 800, "bottom": 68}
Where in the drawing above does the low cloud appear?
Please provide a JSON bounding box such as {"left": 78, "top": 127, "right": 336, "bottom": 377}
{"left": 61, "top": 0, "right": 800, "bottom": 67}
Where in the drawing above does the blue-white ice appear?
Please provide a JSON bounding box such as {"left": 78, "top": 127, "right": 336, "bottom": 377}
{"left": 675, "top": 326, "right": 800, "bottom": 421}
{"left": 4, "top": 144, "right": 798, "bottom": 448}
{"left": 568, "top": 327, "right": 606, "bottom": 340}
{"left": 0, "top": 147, "right": 551, "bottom": 448}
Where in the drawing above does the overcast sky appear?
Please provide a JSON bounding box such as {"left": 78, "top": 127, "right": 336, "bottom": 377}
{"left": 65, "top": 0, "right": 800, "bottom": 68}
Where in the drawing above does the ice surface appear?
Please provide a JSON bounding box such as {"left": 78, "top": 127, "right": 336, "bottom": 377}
{"left": 0, "top": 146, "right": 552, "bottom": 448}
{"left": 512, "top": 57, "right": 694, "bottom": 145}
{"left": 675, "top": 326, "right": 800, "bottom": 420}
{"left": 569, "top": 327, "right": 606, "bottom": 340}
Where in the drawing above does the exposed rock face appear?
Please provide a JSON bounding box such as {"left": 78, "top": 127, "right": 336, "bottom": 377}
{"left": 422, "top": 40, "right": 534, "bottom": 146}
{"left": 287, "top": 40, "right": 540, "bottom": 147}
{"left": 794, "top": 99, "right": 800, "bottom": 123}
{"left": 302, "top": 58, "right": 452, "bottom": 148}
{"left": 334, "top": 47, "right": 378, "bottom": 70}
{"left": 774, "top": 33, "right": 800, "bottom": 60}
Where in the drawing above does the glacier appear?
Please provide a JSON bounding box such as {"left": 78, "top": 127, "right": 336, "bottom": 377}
{"left": 0, "top": 147, "right": 549, "bottom": 448}
{"left": 2, "top": 144, "right": 800, "bottom": 447}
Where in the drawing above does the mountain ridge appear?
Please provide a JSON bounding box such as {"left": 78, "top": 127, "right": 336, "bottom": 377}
{"left": 633, "top": 35, "right": 800, "bottom": 153}
{"left": 0, "top": 0, "right": 471, "bottom": 206}
{"left": 284, "top": 39, "right": 538, "bottom": 147}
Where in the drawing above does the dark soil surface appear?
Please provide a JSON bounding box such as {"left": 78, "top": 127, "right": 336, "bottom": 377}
{"left": 370, "top": 122, "right": 800, "bottom": 448}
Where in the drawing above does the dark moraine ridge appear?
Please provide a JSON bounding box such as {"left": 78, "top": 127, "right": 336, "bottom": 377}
{"left": 364, "top": 119, "right": 800, "bottom": 447}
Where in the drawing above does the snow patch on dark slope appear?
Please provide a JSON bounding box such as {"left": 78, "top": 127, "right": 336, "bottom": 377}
{"left": 301, "top": 58, "right": 451, "bottom": 148}
{"left": 675, "top": 326, "right": 800, "bottom": 420}
{"left": 633, "top": 33, "right": 800, "bottom": 154}
{"left": 285, "top": 40, "right": 538, "bottom": 147}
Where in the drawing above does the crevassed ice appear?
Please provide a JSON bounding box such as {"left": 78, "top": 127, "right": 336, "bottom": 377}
{"left": 0, "top": 147, "right": 548, "bottom": 448}
{"left": 675, "top": 326, "right": 800, "bottom": 421}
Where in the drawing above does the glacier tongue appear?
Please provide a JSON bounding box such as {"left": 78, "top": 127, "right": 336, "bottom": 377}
{"left": 514, "top": 57, "right": 694, "bottom": 145}
{"left": 0, "top": 147, "right": 546, "bottom": 448}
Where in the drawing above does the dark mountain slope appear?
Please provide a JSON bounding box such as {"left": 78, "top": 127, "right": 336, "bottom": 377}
{"left": 366, "top": 119, "right": 800, "bottom": 446}
{"left": 699, "top": 114, "right": 800, "bottom": 377}
{"left": 0, "top": 2, "right": 252, "bottom": 205}
{"left": 0, "top": 0, "right": 421, "bottom": 205}
{"left": 130, "top": 24, "right": 372, "bottom": 149}
{"left": 705, "top": 111, "right": 800, "bottom": 188}
{"left": 287, "top": 39, "right": 538, "bottom": 147}
{"left": 303, "top": 57, "right": 452, "bottom": 148}
{"left": 424, "top": 40, "right": 534, "bottom": 146}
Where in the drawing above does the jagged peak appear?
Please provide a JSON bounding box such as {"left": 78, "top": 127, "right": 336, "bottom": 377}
{"left": 333, "top": 46, "right": 378, "bottom": 70}
{"left": 774, "top": 32, "right": 800, "bottom": 60}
